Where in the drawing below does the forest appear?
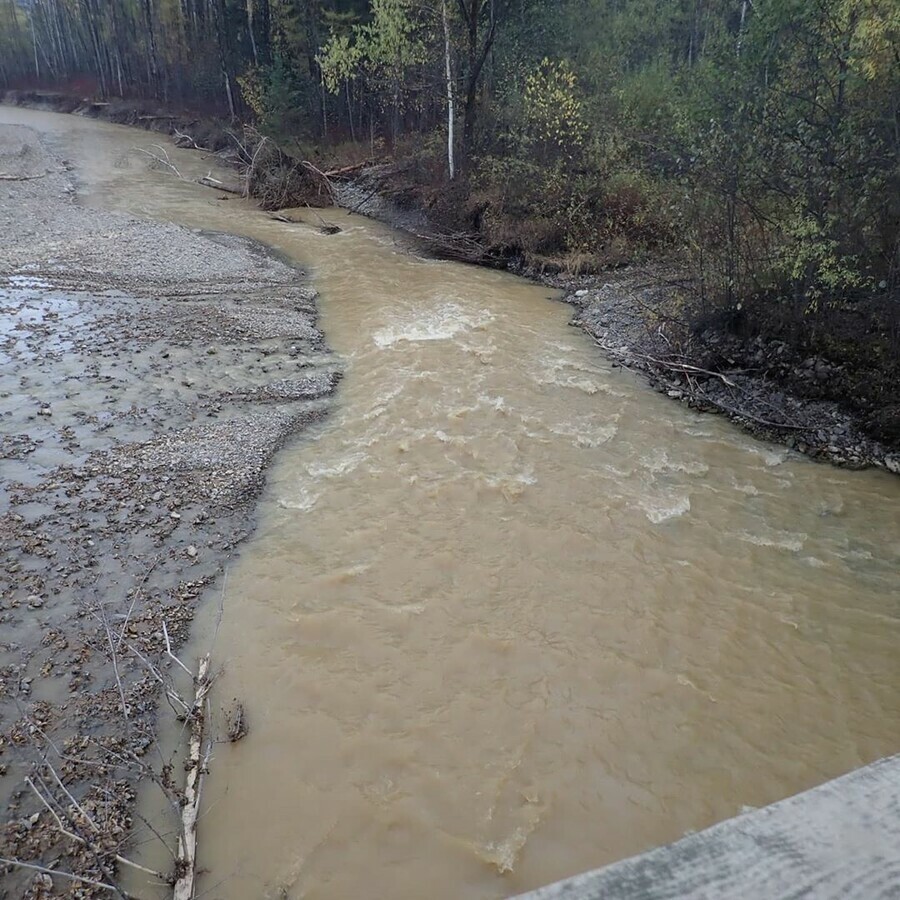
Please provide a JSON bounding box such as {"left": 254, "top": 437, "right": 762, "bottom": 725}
{"left": 1, "top": 0, "right": 899, "bottom": 429}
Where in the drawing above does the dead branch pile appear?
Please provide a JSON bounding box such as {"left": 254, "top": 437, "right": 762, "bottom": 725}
{"left": 414, "top": 230, "right": 496, "bottom": 265}
{"left": 223, "top": 126, "right": 330, "bottom": 210}
{"left": 2, "top": 580, "right": 229, "bottom": 899}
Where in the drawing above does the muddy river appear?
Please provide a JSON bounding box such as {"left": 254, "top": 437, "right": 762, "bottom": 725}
{"left": 2, "top": 107, "right": 898, "bottom": 900}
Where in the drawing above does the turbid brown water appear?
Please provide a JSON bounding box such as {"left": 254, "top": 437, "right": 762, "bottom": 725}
{"left": 2, "top": 106, "right": 898, "bottom": 900}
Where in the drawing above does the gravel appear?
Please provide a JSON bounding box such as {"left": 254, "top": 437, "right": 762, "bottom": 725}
{"left": 0, "top": 124, "right": 339, "bottom": 895}
{"left": 548, "top": 267, "right": 899, "bottom": 474}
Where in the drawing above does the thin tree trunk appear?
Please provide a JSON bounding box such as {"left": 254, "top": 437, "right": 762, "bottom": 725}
{"left": 31, "top": 11, "right": 40, "bottom": 81}
{"left": 345, "top": 80, "right": 356, "bottom": 142}
{"left": 737, "top": 0, "right": 748, "bottom": 55}
{"left": 442, "top": 0, "right": 455, "bottom": 180}
{"left": 142, "top": 0, "right": 161, "bottom": 97}
{"left": 246, "top": 0, "right": 259, "bottom": 66}
{"left": 211, "top": 0, "right": 237, "bottom": 116}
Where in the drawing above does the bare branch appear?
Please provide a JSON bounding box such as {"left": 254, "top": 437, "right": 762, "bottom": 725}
{"left": 0, "top": 857, "right": 119, "bottom": 892}
{"left": 133, "top": 146, "right": 183, "bottom": 179}
{"left": 0, "top": 171, "right": 48, "bottom": 181}
{"left": 162, "top": 622, "right": 193, "bottom": 677}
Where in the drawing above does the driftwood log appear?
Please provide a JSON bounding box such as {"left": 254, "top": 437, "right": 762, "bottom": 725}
{"left": 198, "top": 174, "right": 242, "bottom": 195}
{"left": 172, "top": 651, "right": 213, "bottom": 900}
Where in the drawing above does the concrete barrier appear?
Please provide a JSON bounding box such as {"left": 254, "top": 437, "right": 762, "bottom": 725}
{"left": 514, "top": 754, "right": 900, "bottom": 899}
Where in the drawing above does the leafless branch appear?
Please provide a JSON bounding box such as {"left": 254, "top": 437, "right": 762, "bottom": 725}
{"left": 133, "top": 145, "right": 183, "bottom": 179}
{"left": 162, "top": 622, "right": 193, "bottom": 677}
{"left": 0, "top": 857, "right": 119, "bottom": 892}
{"left": 0, "top": 171, "right": 48, "bottom": 180}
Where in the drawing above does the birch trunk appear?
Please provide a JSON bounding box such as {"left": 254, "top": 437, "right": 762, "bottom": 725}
{"left": 172, "top": 654, "right": 212, "bottom": 900}
{"left": 442, "top": 0, "right": 455, "bottom": 180}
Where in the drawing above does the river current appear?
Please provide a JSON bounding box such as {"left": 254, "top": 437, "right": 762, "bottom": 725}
{"left": 2, "top": 106, "right": 898, "bottom": 900}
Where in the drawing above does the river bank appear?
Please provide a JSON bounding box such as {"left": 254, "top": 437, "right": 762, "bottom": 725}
{"left": 0, "top": 122, "right": 338, "bottom": 894}
{"left": 3, "top": 89, "right": 897, "bottom": 474}
{"left": 341, "top": 174, "right": 900, "bottom": 474}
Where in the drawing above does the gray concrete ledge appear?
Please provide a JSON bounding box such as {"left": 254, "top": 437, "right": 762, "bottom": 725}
{"left": 514, "top": 754, "right": 900, "bottom": 899}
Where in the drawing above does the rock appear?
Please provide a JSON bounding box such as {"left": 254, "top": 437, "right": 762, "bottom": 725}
{"left": 26, "top": 595, "right": 43, "bottom": 608}
{"left": 667, "top": 390, "right": 683, "bottom": 399}
{"left": 37, "top": 406, "right": 51, "bottom": 416}
{"left": 169, "top": 511, "right": 181, "bottom": 520}
{"left": 187, "top": 545, "right": 198, "bottom": 558}
{"left": 575, "top": 289, "right": 589, "bottom": 297}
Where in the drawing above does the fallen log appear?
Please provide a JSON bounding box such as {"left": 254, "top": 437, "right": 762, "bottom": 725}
{"left": 197, "top": 174, "right": 242, "bottom": 195}
{"left": 322, "top": 160, "right": 372, "bottom": 179}
{"left": 172, "top": 651, "right": 213, "bottom": 900}
{"left": 268, "top": 210, "right": 342, "bottom": 234}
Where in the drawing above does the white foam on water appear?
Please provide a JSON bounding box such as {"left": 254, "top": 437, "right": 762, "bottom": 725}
{"left": 361, "top": 382, "right": 405, "bottom": 421}
{"left": 548, "top": 419, "right": 618, "bottom": 448}
{"left": 372, "top": 302, "right": 493, "bottom": 348}
{"left": 532, "top": 353, "right": 626, "bottom": 397}
{"left": 640, "top": 494, "right": 691, "bottom": 523}
{"left": 433, "top": 429, "right": 470, "bottom": 446}
{"left": 845, "top": 547, "right": 874, "bottom": 561}
{"left": 481, "top": 469, "right": 537, "bottom": 501}
{"left": 476, "top": 393, "right": 508, "bottom": 412}
{"left": 306, "top": 449, "right": 367, "bottom": 479}
{"left": 278, "top": 485, "right": 321, "bottom": 512}
{"left": 762, "top": 448, "right": 790, "bottom": 467}
{"left": 738, "top": 529, "right": 807, "bottom": 552}
{"left": 640, "top": 447, "right": 709, "bottom": 476}
{"left": 480, "top": 826, "right": 533, "bottom": 874}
